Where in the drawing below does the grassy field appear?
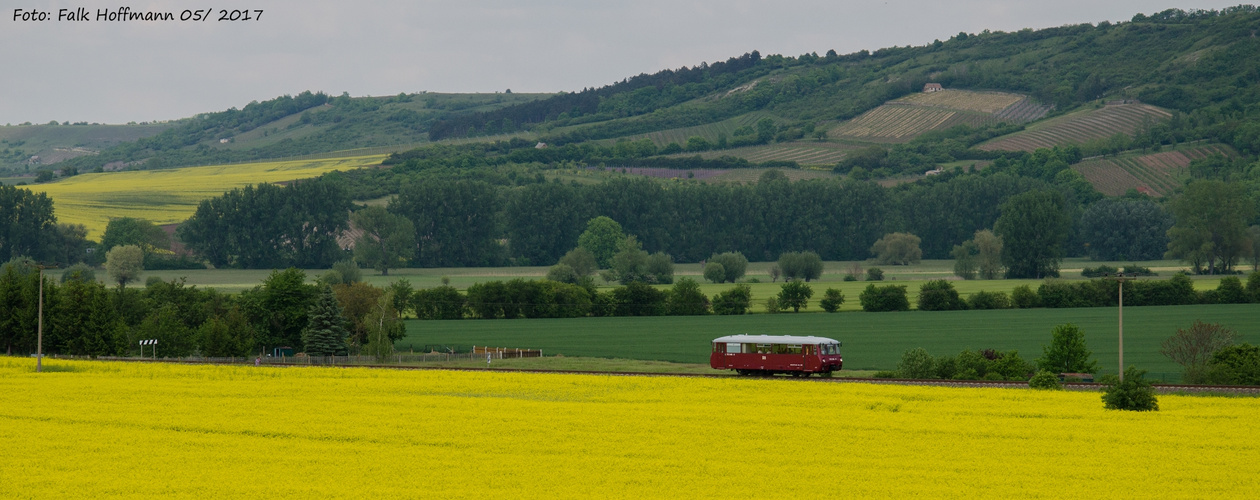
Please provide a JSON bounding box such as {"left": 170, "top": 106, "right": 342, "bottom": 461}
{"left": 6, "top": 358, "right": 1257, "bottom": 498}
{"left": 398, "top": 303, "right": 1260, "bottom": 379}
{"left": 83, "top": 258, "right": 1227, "bottom": 296}
{"left": 27, "top": 154, "right": 385, "bottom": 238}
{"left": 81, "top": 258, "right": 1215, "bottom": 294}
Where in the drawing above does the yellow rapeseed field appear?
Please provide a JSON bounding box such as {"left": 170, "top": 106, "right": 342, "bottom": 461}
{"left": 28, "top": 155, "right": 385, "bottom": 239}
{"left": 2, "top": 358, "right": 1257, "bottom": 498}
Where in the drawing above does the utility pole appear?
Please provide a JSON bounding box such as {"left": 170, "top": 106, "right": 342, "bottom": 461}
{"left": 1106, "top": 273, "right": 1130, "bottom": 382}
{"left": 37, "top": 266, "right": 44, "bottom": 373}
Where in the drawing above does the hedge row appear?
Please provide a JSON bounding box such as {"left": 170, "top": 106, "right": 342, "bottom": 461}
{"left": 410, "top": 278, "right": 754, "bottom": 320}
{"left": 892, "top": 272, "right": 1260, "bottom": 312}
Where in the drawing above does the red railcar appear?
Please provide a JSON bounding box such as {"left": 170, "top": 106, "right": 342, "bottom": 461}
{"left": 710, "top": 334, "right": 843, "bottom": 377}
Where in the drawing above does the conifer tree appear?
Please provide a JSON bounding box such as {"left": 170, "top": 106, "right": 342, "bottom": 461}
{"left": 301, "top": 286, "right": 349, "bottom": 356}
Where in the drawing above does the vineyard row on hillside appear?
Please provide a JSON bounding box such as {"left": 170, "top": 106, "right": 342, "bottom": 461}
{"left": 980, "top": 104, "right": 1172, "bottom": 152}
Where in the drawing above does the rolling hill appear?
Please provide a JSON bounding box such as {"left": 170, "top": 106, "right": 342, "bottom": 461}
{"left": 42, "top": 7, "right": 1260, "bottom": 180}
{"left": 28, "top": 154, "right": 385, "bottom": 238}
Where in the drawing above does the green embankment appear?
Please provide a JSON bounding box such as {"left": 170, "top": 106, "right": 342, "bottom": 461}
{"left": 399, "top": 304, "right": 1259, "bottom": 379}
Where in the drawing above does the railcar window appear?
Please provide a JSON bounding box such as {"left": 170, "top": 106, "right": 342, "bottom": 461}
{"left": 756, "top": 344, "right": 771, "bottom": 354}
{"left": 773, "top": 344, "right": 803, "bottom": 354}
{"left": 726, "top": 343, "right": 741, "bottom": 353}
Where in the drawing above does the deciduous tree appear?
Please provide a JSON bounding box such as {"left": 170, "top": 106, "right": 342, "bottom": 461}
{"left": 871, "top": 232, "right": 922, "bottom": 265}
{"left": 777, "top": 280, "right": 813, "bottom": 312}
{"left": 995, "top": 190, "right": 1070, "bottom": 278}
{"left": 105, "top": 245, "right": 144, "bottom": 290}
{"left": 577, "top": 216, "right": 626, "bottom": 269}
{"left": 352, "top": 206, "right": 416, "bottom": 276}
{"left": 1161, "top": 320, "right": 1236, "bottom": 384}
{"left": 1165, "top": 180, "right": 1256, "bottom": 274}
{"left": 1036, "top": 323, "right": 1099, "bottom": 374}
{"left": 707, "top": 251, "right": 748, "bottom": 283}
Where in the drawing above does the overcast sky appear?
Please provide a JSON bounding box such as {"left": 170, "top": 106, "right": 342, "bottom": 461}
{"left": 2, "top": 0, "right": 1246, "bottom": 125}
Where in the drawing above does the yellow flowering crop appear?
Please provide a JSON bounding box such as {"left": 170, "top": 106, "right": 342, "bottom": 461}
{"left": 27, "top": 155, "right": 385, "bottom": 239}
{"left": 1, "top": 358, "right": 1257, "bottom": 499}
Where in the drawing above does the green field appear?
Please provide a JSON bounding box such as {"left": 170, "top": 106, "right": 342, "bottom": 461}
{"left": 398, "top": 304, "right": 1260, "bottom": 379}
{"left": 77, "top": 258, "right": 1223, "bottom": 298}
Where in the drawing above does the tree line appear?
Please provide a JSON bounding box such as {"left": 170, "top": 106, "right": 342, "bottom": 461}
{"left": 0, "top": 262, "right": 404, "bottom": 360}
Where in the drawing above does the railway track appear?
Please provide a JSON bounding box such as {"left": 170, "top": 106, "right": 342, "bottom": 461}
{"left": 76, "top": 356, "right": 1260, "bottom": 395}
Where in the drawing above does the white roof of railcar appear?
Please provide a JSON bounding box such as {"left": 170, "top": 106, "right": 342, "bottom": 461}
{"left": 712, "top": 334, "right": 840, "bottom": 345}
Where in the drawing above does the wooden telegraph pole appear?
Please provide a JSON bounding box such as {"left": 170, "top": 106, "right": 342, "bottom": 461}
{"left": 36, "top": 266, "right": 45, "bottom": 373}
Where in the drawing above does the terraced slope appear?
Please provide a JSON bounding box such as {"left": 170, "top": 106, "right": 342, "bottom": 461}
{"left": 625, "top": 112, "right": 774, "bottom": 147}
{"left": 979, "top": 103, "right": 1172, "bottom": 152}
{"left": 1072, "top": 143, "right": 1234, "bottom": 196}
{"left": 674, "top": 141, "right": 861, "bottom": 166}
{"left": 829, "top": 89, "right": 1049, "bottom": 142}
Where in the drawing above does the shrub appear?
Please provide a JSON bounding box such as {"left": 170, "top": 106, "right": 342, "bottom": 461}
{"left": 1029, "top": 370, "right": 1063, "bottom": 390}
{"left": 819, "top": 288, "right": 845, "bottom": 313}
{"left": 918, "top": 280, "right": 966, "bottom": 311}
{"left": 1122, "top": 264, "right": 1157, "bottom": 276}
{"left": 1205, "top": 343, "right": 1260, "bottom": 385}
{"left": 711, "top": 284, "right": 751, "bottom": 315}
{"left": 60, "top": 263, "right": 96, "bottom": 283}
{"left": 702, "top": 262, "right": 726, "bottom": 284}
{"left": 1036, "top": 323, "right": 1099, "bottom": 374}
{"left": 897, "top": 347, "right": 936, "bottom": 379}
{"left": 1081, "top": 264, "right": 1119, "bottom": 278}
{"left": 858, "top": 284, "right": 909, "bottom": 312}
{"left": 1011, "top": 285, "right": 1039, "bottom": 308}
{"left": 967, "top": 290, "right": 1011, "bottom": 309}
{"left": 666, "top": 278, "right": 709, "bottom": 315}
{"left": 707, "top": 252, "right": 747, "bottom": 283}
{"left": 776, "top": 280, "right": 813, "bottom": 312}
{"left": 1161, "top": 321, "right": 1237, "bottom": 384}
{"left": 1212, "top": 276, "right": 1250, "bottom": 304}
{"left": 763, "top": 296, "right": 780, "bottom": 313}
{"left": 331, "top": 259, "right": 362, "bottom": 284}
{"left": 645, "top": 252, "right": 674, "bottom": 284}
{"left": 546, "top": 263, "right": 579, "bottom": 284}
{"left": 934, "top": 354, "right": 958, "bottom": 379}
{"left": 871, "top": 232, "right": 922, "bottom": 265}
{"left": 778, "top": 251, "right": 824, "bottom": 281}
{"left": 987, "top": 350, "right": 1034, "bottom": 380}
{"left": 1101, "top": 367, "right": 1159, "bottom": 411}
{"left": 611, "top": 282, "right": 668, "bottom": 316}
{"left": 412, "top": 285, "right": 465, "bottom": 320}
{"left": 842, "top": 274, "right": 858, "bottom": 282}
{"left": 866, "top": 268, "right": 884, "bottom": 281}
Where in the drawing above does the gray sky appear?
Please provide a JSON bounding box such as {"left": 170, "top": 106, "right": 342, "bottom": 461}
{"left": 2, "top": 0, "right": 1246, "bottom": 125}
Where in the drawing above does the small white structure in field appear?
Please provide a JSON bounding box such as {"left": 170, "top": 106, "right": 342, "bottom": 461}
{"left": 923, "top": 83, "right": 943, "bottom": 93}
